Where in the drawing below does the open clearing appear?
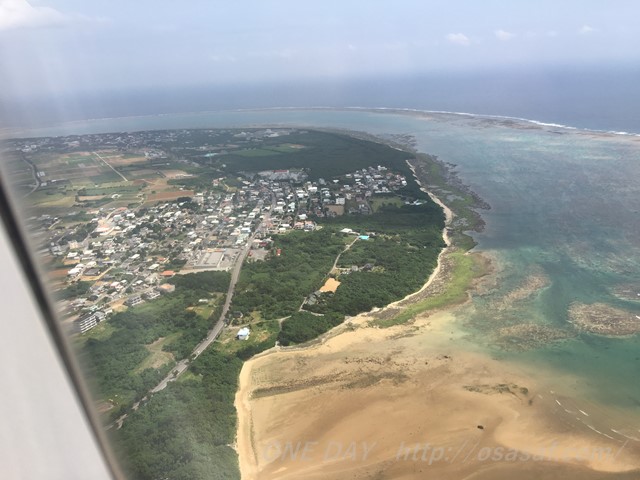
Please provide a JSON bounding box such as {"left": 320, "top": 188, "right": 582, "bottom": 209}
{"left": 368, "top": 194, "right": 404, "bottom": 212}
{"left": 319, "top": 277, "right": 341, "bottom": 293}
{"left": 146, "top": 190, "right": 195, "bottom": 203}
{"left": 134, "top": 334, "right": 179, "bottom": 373}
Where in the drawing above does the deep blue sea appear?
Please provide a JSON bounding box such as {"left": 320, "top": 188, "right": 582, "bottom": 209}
{"left": 4, "top": 66, "right": 640, "bottom": 135}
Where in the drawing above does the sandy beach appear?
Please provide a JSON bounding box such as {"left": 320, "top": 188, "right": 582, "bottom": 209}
{"left": 235, "top": 306, "right": 640, "bottom": 479}
{"left": 234, "top": 179, "right": 640, "bottom": 479}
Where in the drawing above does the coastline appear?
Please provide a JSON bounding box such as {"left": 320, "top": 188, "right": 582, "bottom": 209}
{"left": 354, "top": 161, "right": 454, "bottom": 322}
{"left": 234, "top": 311, "right": 640, "bottom": 479}
{"left": 234, "top": 158, "right": 461, "bottom": 479}
{"left": 9, "top": 106, "right": 640, "bottom": 141}
{"left": 233, "top": 142, "right": 640, "bottom": 479}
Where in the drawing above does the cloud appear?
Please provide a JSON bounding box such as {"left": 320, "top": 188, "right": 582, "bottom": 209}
{"left": 0, "top": 0, "right": 101, "bottom": 31}
{"left": 579, "top": 24, "right": 597, "bottom": 35}
{"left": 494, "top": 29, "right": 515, "bottom": 41}
{"left": 446, "top": 33, "right": 470, "bottom": 46}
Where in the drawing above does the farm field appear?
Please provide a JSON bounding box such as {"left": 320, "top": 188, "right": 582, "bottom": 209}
{"left": 4, "top": 147, "right": 202, "bottom": 216}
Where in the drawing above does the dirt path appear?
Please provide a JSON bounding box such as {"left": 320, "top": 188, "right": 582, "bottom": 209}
{"left": 92, "top": 151, "right": 128, "bottom": 182}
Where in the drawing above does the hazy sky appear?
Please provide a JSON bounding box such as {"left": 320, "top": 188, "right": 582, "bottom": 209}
{"left": 1, "top": 0, "right": 639, "bottom": 99}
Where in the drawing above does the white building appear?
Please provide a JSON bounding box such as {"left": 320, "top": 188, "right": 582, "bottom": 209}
{"left": 75, "top": 312, "right": 100, "bottom": 334}
{"left": 236, "top": 327, "right": 250, "bottom": 340}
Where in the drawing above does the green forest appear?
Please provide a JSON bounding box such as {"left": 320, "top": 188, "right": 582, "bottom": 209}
{"left": 167, "top": 270, "right": 231, "bottom": 294}
{"left": 227, "top": 202, "right": 444, "bottom": 346}
{"left": 219, "top": 131, "right": 418, "bottom": 186}
{"left": 78, "top": 271, "right": 230, "bottom": 420}
{"left": 113, "top": 348, "right": 242, "bottom": 480}
{"left": 312, "top": 203, "right": 445, "bottom": 316}
{"left": 278, "top": 311, "right": 345, "bottom": 346}
{"left": 231, "top": 229, "right": 344, "bottom": 319}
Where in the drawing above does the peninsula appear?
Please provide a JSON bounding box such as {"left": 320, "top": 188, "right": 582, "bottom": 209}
{"left": 6, "top": 127, "right": 456, "bottom": 479}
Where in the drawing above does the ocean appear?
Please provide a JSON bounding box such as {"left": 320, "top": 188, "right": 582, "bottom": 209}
{"left": 7, "top": 98, "right": 640, "bottom": 444}
{"left": 4, "top": 66, "right": 640, "bottom": 135}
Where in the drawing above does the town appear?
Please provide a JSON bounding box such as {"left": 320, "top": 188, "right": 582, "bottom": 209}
{"left": 4, "top": 128, "right": 413, "bottom": 335}
{"left": 3, "top": 127, "right": 447, "bottom": 480}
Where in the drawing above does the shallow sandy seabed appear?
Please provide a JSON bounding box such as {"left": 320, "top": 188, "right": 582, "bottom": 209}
{"left": 235, "top": 309, "right": 640, "bottom": 480}
{"left": 234, "top": 165, "right": 640, "bottom": 480}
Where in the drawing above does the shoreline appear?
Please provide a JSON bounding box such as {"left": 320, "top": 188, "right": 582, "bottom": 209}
{"left": 234, "top": 157, "right": 458, "bottom": 478}
{"left": 233, "top": 138, "right": 640, "bottom": 479}
{"left": 234, "top": 311, "right": 640, "bottom": 479}
{"left": 357, "top": 161, "right": 454, "bottom": 320}
{"left": 234, "top": 156, "right": 474, "bottom": 479}
{"left": 9, "top": 106, "right": 640, "bottom": 141}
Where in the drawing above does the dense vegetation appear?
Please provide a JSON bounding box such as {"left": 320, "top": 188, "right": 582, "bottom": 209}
{"left": 56, "top": 281, "right": 92, "bottom": 300}
{"left": 168, "top": 270, "right": 231, "bottom": 295}
{"left": 229, "top": 203, "right": 444, "bottom": 345}
{"left": 231, "top": 229, "right": 344, "bottom": 319}
{"left": 309, "top": 203, "right": 445, "bottom": 315}
{"left": 220, "top": 131, "right": 418, "bottom": 185}
{"left": 113, "top": 349, "right": 241, "bottom": 480}
{"left": 278, "top": 311, "right": 345, "bottom": 346}
{"left": 322, "top": 202, "right": 444, "bottom": 248}
{"left": 78, "top": 272, "right": 229, "bottom": 418}
{"left": 312, "top": 241, "right": 439, "bottom": 316}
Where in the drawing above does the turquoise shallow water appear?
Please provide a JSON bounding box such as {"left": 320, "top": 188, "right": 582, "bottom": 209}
{"left": 15, "top": 108, "right": 640, "bottom": 424}
{"left": 403, "top": 117, "right": 640, "bottom": 413}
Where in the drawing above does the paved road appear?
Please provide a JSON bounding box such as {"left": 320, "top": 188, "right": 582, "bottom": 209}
{"left": 20, "top": 153, "right": 41, "bottom": 197}
{"left": 111, "top": 191, "right": 275, "bottom": 429}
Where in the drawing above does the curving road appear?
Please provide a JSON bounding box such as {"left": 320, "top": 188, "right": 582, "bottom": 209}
{"left": 111, "top": 191, "right": 275, "bottom": 429}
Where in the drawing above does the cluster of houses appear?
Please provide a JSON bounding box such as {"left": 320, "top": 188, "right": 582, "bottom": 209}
{"left": 258, "top": 165, "right": 409, "bottom": 224}
{"left": 10, "top": 127, "right": 414, "bottom": 336}
{"left": 50, "top": 185, "right": 275, "bottom": 332}
{"left": 52, "top": 163, "right": 411, "bottom": 333}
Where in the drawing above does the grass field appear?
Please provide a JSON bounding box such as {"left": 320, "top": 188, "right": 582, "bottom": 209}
{"left": 73, "top": 321, "right": 116, "bottom": 349}
{"left": 126, "top": 170, "right": 164, "bottom": 180}
{"left": 27, "top": 189, "right": 75, "bottom": 208}
{"left": 101, "top": 154, "right": 148, "bottom": 166}
{"left": 81, "top": 184, "right": 141, "bottom": 196}
{"left": 215, "top": 319, "right": 279, "bottom": 356}
{"left": 146, "top": 190, "right": 195, "bottom": 203}
{"left": 63, "top": 154, "right": 96, "bottom": 165}
{"left": 369, "top": 195, "right": 404, "bottom": 212}
{"left": 89, "top": 172, "right": 124, "bottom": 184}
{"left": 232, "top": 144, "right": 303, "bottom": 157}
{"left": 189, "top": 297, "right": 221, "bottom": 321}
{"left": 134, "top": 333, "right": 180, "bottom": 373}
{"left": 267, "top": 144, "right": 306, "bottom": 153}
{"left": 373, "top": 252, "right": 486, "bottom": 328}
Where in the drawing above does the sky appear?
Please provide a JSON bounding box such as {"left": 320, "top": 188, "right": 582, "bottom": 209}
{"left": 1, "top": 0, "right": 640, "bottom": 127}
{"left": 2, "top": 1, "right": 640, "bottom": 96}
